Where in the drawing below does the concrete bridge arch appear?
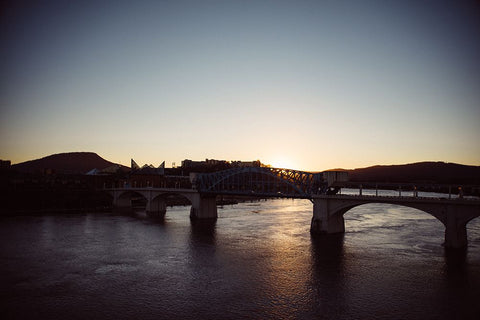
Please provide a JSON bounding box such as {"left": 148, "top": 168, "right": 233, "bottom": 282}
{"left": 109, "top": 188, "right": 217, "bottom": 219}
{"left": 311, "top": 195, "right": 480, "bottom": 248}
{"left": 111, "top": 189, "right": 148, "bottom": 212}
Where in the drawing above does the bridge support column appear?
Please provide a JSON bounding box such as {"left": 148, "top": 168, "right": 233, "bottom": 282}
{"left": 311, "top": 198, "right": 345, "bottom": 234}
{"left": 190, "top": 194, "right": 217, "bottom": 219}
{"left": 146, "top": 197, "right": 166, "bottom": 218}
{"left": 444, "top": 205, "right": 468, "bottom": 249}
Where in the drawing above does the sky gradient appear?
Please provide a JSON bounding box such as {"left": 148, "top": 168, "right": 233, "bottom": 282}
{"left": 1, "top": 0, "right": 479, "bottom": 171}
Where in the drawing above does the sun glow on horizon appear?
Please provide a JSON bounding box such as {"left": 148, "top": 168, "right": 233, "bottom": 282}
{"left": 268, "top": 157, "right": 298, "bottom": 170}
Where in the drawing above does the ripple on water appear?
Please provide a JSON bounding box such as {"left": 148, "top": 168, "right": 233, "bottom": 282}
{"left": 95, "top": 264, "right": 139, "bottom": 274}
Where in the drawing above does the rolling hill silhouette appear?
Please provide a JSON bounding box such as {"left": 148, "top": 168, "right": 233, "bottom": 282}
{"left": 12, "top": 152, "right": 128, "bottom": 174}
{"left": 347, "top": 162, "right": 480, "bottom": 185}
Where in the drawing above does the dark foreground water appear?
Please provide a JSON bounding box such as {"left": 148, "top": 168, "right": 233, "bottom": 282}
{"left": 1, "top": 199, "right": 479, "bottom": 319}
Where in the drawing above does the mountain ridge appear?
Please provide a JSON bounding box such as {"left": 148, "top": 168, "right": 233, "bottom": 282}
{"left": 12, "top": 152, "right": 128, "bottom": 174}
{"left": 344, "top": 161, "right": 480, "bottom": 185}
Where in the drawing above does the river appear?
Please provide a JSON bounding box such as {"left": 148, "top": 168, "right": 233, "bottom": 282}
{"left": 1, "top": 197, "right": 479, "bottom": 319}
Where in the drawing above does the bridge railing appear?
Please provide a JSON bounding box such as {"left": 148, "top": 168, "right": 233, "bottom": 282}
{"left": 336, "top": 183, "right": 480, "bottom": 200}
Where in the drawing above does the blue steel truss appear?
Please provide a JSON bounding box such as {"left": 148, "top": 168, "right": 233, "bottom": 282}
{"left": 193, "top": 167, "right": 325, "bottom": 199}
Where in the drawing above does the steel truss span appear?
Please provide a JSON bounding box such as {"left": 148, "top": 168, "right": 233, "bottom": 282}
{"left": 193, "top": 167, "right": 324, "bottom": 198}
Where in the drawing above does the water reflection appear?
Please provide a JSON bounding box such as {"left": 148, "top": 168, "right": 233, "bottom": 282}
{"left": 310, "top": 234, "right": 347, "bottom": 318}
{"left": 310, "top": 233, "right": 345, "bottom": 267}
{"left": 442, "top": 247, "right": 480, "bottom": 319}
{"left": 444, "top": 247, "right": 467, "bottom": 272}
{"left": 443, "top": 247, "right": 469, "bottom": 300}
{"left": 190, "top": 219, "right": 217, "bottom": 245}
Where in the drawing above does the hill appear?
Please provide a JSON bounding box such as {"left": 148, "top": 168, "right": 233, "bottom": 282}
{"left": 12, "top": 152, "right": 128, "bottom": 174}
{"left": 346, "top": 162, "right": 480, "bottom": 185}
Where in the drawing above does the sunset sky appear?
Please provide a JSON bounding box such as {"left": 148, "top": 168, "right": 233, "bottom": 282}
{"left": 1, "top": 0, "right": 479, "bottom": 171}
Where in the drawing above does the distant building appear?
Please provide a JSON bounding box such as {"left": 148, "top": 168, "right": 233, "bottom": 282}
{"left": 0, "top": 160, "right": 11, "bottom": 169}
{"left": 205, "top": 159, "right": 228, "bottom": 166}
{"left": 181, "top": 159, "right": 206, "bottom": 168}
{"left": 181, "top": 158, "right": 259, "bottom": 169}
{"left": 181, "top": 159, "right": 228, "bottom": 168}
{"left": 231, "top": 160, "right": 261, "bottom": 168}
{"left": 322, "top": 170, "right": 349, "bottom": 187}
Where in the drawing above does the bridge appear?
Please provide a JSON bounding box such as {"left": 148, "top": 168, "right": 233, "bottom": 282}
{"left": 107, "top": 167, "right": 480, "bottom": 249}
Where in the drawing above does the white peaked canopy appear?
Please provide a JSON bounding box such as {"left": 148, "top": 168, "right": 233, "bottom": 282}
{"left": 86, "top": 168, "right": 99, "bottom": 175}
{"left": 130, "top": 159, "right": 165, "bottom": 175}
{"left": 131, "top": 159, "right": 140, "bottom": 170}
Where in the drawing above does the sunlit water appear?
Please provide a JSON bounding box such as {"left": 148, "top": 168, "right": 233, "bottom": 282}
{"left": 1, "top": 198, "right": 479, "bottom": 319}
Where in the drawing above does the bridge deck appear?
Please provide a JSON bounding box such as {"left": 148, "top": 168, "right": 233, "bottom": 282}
{"left": 107, "top": 187, "right": 480, "bottom": 205}
{"left": 313, "top": 194, "right": 480, "bottom": 205}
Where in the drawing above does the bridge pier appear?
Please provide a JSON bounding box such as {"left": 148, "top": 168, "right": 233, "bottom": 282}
{"left": 310, "top": 198, "right": 345, "bottom": 234}
{"left": 190, "top": 194, "right": 217, "bottom": 219}
{"left": 443, "top": 205, "right": 468, "bottom": 249}
{"left": 146, "top": 196, "right": 167, "bottom": 218}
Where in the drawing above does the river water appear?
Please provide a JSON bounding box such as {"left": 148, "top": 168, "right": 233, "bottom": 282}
{"left": 1, "top": 197, "right": 479, "bottom": 319}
